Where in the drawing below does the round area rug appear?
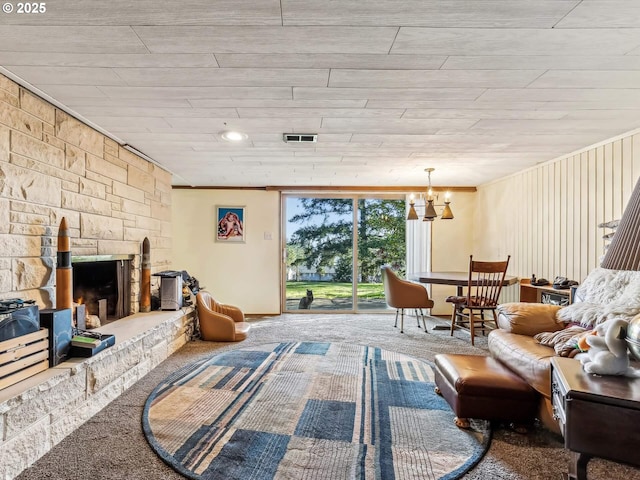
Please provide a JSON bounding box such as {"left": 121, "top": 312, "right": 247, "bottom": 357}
{"left": 143, "top": 342, "right": 491, "bottom": 480}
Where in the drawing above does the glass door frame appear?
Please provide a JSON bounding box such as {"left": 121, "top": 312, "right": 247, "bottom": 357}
{"left": 281, "top": 192, "right": 405, "bottom": 313}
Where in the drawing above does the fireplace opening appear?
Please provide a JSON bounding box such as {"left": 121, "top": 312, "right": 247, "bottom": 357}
{"left": 72, "top": 255, "right": 133, "bottom": 326}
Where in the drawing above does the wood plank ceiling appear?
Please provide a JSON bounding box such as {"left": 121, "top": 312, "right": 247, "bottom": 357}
{"left": 1, "top": 1, "right": 640, "bottom": 187}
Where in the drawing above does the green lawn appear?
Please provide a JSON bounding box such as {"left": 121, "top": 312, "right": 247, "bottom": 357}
{"left": 286, "top": 281, "right": 384, "bottom": 299}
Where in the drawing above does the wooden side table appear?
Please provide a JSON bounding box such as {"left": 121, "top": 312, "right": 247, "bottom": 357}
{"left": 520, "top": 278, "right": 572, "bottom": 305}
{"left": 550, "top": 357, "right": 640, "bottom": 479}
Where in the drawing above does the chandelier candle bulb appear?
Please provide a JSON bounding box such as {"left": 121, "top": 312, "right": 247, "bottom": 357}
{"left": 55, "top": 217, "right": 73, "bottom": 310}
{"left": 407, "top": 194, "right": 419, "bottom": 220}
{"left": 140, "top": 237, "right": 151, "bottom": 313}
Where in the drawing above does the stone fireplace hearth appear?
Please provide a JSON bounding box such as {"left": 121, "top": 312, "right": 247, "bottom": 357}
{"left": 0, "top": 309, "right": 195, "bottom": 479}
{"left": 72, "top": 255, "right": 136, "bottom": 324}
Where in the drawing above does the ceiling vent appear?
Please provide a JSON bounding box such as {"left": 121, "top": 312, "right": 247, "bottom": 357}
{"left": 283, "top": 133, "right": 317, "bottom": 143}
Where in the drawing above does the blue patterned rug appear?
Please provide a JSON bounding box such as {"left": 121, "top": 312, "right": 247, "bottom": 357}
{"left": 142, "top": 342, "right": 491, "bottom": 479}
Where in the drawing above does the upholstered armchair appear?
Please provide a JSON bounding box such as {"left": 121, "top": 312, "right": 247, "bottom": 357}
{"left": 196, "top": 291, "right": 251, "bottom": 342}
{"left": 381, "top": 266, "right": 434, "bottom": 333}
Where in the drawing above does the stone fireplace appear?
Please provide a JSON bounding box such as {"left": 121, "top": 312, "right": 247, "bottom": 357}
{"left": 72, "top": 255, "right": 136, "bottom": 324}
{"left": 0, "top": 73, "right": 176, "bottom": 479}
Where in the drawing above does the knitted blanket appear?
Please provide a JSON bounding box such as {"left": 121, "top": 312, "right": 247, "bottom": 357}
{"left": 557, "top": 267, "right": 640, "bottom": 328}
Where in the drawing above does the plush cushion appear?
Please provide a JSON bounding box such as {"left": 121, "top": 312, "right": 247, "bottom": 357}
{"left": 446, "top": 295, "right": 497, "bottom": 307}
{"left": 557, "top": 267, "right": 640, "bottom": 328}
{"left": 534, "top": 325, "right": 587, "bottom": 357}
{"left": 434, "top": 354, "right": 538, "bottom": 424}
{"left": 445, "top": 295, "right": 466, "bottom": 304}
{"left": 234, "top": 322, "right": 251, "bottom": 341}
{"left": 496, "top": 303, "right": 564, "bottom": 337}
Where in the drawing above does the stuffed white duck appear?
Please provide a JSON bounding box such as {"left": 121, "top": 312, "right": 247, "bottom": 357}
{"left": 578, "top": 319, "right": 640, "bottom": 377}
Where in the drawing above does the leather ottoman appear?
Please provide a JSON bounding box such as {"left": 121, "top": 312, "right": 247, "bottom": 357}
{"left": 434, "top": 353, "right": 538, "bottom": 428}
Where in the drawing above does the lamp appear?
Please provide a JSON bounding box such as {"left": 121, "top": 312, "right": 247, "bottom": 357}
{"left": 407, "top": 168, "right": 454, "bottom": 221}
{"left": 601, "top": 176, "right": 640, "bottom": 362}
{"left": 601, "top": 176, "right": 640, "bottom": 271}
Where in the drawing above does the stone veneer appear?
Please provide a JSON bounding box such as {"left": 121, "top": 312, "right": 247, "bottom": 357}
{"left": 0, "top": 73, "right": 179, "bottom": 478}
{"left": 0, "top": 72, "right": 173, "bottom": 310}
{"left": 0, "top": 309, "right": 195, "bottom": 479}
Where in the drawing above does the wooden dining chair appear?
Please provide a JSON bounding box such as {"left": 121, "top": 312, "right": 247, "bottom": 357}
{"left": 381, "top": 266, "right": 434, "bottom": 333}
{"left": 445, "top": 255, "right": 511, "bottom": 345}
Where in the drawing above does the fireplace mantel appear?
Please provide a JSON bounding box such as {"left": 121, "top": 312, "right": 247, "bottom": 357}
{"left": 72, "top": 254, "right": 135, "bottom": 263}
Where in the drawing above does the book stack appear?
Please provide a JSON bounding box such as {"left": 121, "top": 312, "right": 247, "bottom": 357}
{"left": 71, "top": 335, "right": 101, "bottom": 348}
{"left": 69, "top": 333, "right": 115, "bottom": 357}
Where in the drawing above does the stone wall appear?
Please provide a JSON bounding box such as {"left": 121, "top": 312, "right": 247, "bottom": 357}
{"left": 0, "top": 73, "right": 172, "bottom": 312}
{"left": 0, "top": 309, "right": 195, "bottom": 479}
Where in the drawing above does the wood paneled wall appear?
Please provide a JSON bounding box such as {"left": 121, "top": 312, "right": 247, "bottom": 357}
{"left": 475, "top": 129, "right": 640, "bottom": 284}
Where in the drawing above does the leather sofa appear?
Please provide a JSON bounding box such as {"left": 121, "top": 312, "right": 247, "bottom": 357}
{"left": 487, "top": 267, "right": 640, "bottom": 432}
{"left": 488, "top": 302, "right": 565, "bottom": 432}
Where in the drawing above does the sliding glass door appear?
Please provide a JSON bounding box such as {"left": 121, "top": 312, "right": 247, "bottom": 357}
{"left": 284, "top": 196, "right": 354, "bottom": 311}
{"left": 356, "top": 198, "right": 406, "bottom": 311}
{"left": 283, "top": 194, "right": 405, "bottom": 313}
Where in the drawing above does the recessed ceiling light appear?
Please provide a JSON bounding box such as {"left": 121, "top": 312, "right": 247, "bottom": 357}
{"left": 221, "top": 131, "right": 248, "bottom": 142}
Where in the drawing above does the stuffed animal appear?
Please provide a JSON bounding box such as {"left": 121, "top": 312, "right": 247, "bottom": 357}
{"left": 577, "top": 319, "right": 640, "bottom": 377}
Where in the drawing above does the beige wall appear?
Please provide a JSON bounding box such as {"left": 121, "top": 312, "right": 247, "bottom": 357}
{"left": 171, "top": 189, "right": 281, "bottom": 314}
{"left": 475, "top": 129, "right": 640, "bottom": 284}
{"left": 428, "top": 191, "right": 509, "bottom": 315}
{"left": 0, "top": 73, "right": 172, "bottom": 311}
{"left": 173, "top": 189, "right": 479, "bottom": 316}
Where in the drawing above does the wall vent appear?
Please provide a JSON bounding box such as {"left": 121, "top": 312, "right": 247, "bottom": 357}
{"left": 283, "top": 133, "right": 317, "bottom": 143}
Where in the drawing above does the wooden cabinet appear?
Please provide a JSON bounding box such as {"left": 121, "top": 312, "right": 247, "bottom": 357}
{"left": 519, "top": 279, "right": 571, "bottom": 305}
{"left": 551, "top": 357, "right": 640, "bottom": 479}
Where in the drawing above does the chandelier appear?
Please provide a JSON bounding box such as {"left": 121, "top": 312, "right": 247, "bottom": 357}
{"left": 407, "top": 168, "right": 454, "bottom": 221}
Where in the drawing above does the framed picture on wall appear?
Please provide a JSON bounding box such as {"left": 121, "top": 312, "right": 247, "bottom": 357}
{"left": 216, "top": 206, "right": 246, "bottom": 243}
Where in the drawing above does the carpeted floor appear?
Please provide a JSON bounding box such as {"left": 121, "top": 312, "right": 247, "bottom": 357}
{"left": 16, "top": 313, "right": 640, "bottom": 480}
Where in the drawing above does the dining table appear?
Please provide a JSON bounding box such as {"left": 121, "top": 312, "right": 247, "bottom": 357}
{"left": 410, "top": 271, "right": 519, "bottom": 295}
{"left": 410, "top": 271, "right": 519, "bottom": 330}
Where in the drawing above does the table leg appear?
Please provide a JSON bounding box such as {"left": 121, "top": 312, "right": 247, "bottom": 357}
{"left": 563, "top": 451, "right": 591, "bottom": 480}
{"left": 453, "top": 285, "right": 465, "bottom": 328}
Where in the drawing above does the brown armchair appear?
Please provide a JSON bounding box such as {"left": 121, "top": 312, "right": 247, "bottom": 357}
{"left": 381, "top": 266, "right": 434, "bottom": 333}
{"left": 195, "top": 291, "right": 251, "bottom": 342}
